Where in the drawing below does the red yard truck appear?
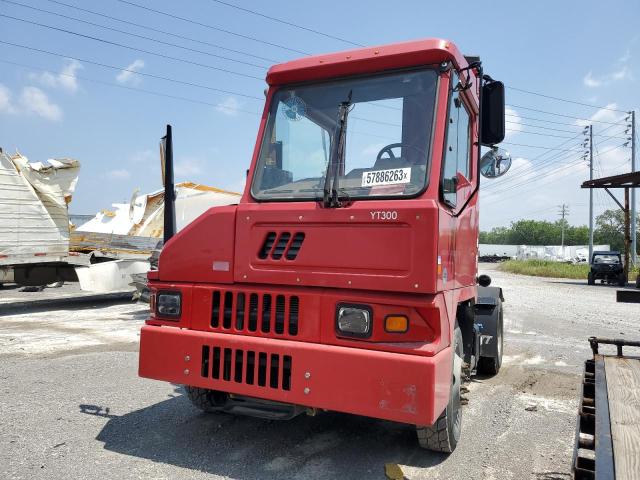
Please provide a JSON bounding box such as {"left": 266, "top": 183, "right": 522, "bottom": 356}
{"left": 139, "top": 38, "right": 512, "bottom": 453}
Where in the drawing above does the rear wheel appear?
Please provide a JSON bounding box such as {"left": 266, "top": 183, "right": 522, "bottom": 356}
{"left": 587, "top": 272, "right": 595, "bottom": 285}
{"left": 416, "top": 326, "right": 463, "bottom": 453}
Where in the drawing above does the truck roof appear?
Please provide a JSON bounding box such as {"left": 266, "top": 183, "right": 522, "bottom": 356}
{"left": 266, "top": 38, "right": 472, "bottom": 87}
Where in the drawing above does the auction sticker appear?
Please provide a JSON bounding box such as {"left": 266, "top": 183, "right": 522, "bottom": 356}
{"left": 361, "top": 167, "right": 411, "bottom": 187}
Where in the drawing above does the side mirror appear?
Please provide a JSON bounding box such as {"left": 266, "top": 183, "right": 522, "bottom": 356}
{"left": 478, "top": 274, "right": 492, "bottom": 287}
{"left": 480, "top": 147, "right": 512, "bottom": 179}
{"left": 481, "top": 81, "right": 505, "bottom": 146}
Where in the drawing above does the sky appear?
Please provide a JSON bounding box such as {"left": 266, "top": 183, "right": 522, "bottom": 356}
{"left": 0, "top": 0, "right": 639, "bottom": 230}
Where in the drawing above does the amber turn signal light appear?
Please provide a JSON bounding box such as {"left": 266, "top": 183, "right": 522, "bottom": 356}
{"left": 384, "top": 315, "right": 408, "bottom": 333}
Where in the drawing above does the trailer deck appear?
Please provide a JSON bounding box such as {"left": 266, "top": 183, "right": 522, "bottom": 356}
{"left": 573, "top": 337, "right": 640, "bottom": 479}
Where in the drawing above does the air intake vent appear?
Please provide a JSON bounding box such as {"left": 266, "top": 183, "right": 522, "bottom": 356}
{"left": 258, "top": 231, "right": 305, "bottom": 260}
{"left": 286, "top": 233, "right": 305, "bottom": 260}
{"left": 211, "top": 290, "right": 300, "bottom": 337}
{"left": 258, "top": 232, "right": 277, "bottom": 259}
{"left": 201, "top": 344, "right": 292, "bottom": 391}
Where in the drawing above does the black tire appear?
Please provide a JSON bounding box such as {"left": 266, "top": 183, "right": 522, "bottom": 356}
{"left": 618, "top": 273, "right": 627, "bottom": 287}
{"left": 185, "top": 386, "right": 224, "bottom": 413}
{"left": 587, "top": 272, "right": 595, "bottom": 285}
{"left": 416, "top": 326, "right": 463, "bottom": 453}
{"left": 477, "top": 301, "right": 503, "bottom": 376}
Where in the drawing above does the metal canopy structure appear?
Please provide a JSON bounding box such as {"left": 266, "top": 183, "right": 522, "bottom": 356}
{"left": 581, "top": 171, "right": 640, "bottom": 289}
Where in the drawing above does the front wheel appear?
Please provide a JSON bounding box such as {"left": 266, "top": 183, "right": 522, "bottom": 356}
{"left": 416, "top": 326, "right": 463, "bottom": 453}
{"left": 185, "top": 386, "right": 225, "bottom": 413}
{"left": 618, "top": 273, "right": 627, "bottom": 287}
{"left": 587, "top": 272, "right": 595, "bottom": 285}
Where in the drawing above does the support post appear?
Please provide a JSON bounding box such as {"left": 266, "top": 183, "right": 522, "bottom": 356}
{"left": 631, "top": 110, "right": 636, "bottom": 266}
{"left": 624, "top": 187, "right": 630, "bottom": 282}
{"left": 589, "top": 125, "right": 594, "bottom": 262}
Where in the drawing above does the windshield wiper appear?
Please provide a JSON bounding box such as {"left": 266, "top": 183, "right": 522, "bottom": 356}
{"left": 322, "top": 91, "right": 352, "bottom": 208}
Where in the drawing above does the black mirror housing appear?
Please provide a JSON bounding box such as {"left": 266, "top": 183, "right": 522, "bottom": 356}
{"left": 481, "top": 81, "right": 505, "bottom": 146}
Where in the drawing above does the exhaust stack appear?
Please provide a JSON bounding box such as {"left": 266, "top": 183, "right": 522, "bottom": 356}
{"left": 160, "top": 124, "right": 176, "bottom": 243}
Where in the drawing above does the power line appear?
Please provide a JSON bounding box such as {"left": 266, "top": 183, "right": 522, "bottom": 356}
{"left": 0, "top": 58, "right": 263, "bottom": 114}
{"left": 114, "top": 0, "right": 310, "bottom": 55}
{"left": 505, "top": 113, "right": 587, "bottom": 127}
{"left": 507, "top": 86, "right": 628, "bottom": 113}
{"left": 0, "top": 13, "right": 265, "bottom": 80}
{"left": 40, "top": 0, "right": 279, "bottom": 62}
{"left": 501, "top": 141, "right": 582, "bottom": 152}
{"left": 0, "top": 0, "right": 269, "bottom": 69}
{"left": 506, "top": 120, "right": 580, "bottom": 134}
{"left": 507, "top": 103, "right": 625, "bottom": 125}
{"left": 205, "top": 0, "right": 365, "bottom": 47}
{"left": 505, "top": 128, "right": 578, "bottom": 140}
{"left": 0, "top": 43, "right": 263, "bottom": 100}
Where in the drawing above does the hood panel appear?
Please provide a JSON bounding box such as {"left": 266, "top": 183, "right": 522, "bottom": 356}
{"left": 234, "top": 201, "right": 438, "bottom": 294}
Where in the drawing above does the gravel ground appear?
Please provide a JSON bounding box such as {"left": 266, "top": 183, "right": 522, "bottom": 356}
{"left": 0, "top": 265, "right": 638, "bottom": 480}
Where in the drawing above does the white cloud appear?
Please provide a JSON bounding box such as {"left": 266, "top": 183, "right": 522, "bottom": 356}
{"left": 215, "top": 96, "right": 240, "bottom": 116}
{"left": 504, "top": 107, "right": 522, "bottom": 141}
{"left": 116, "top": 59, "right": 145, "bottom": 86}
{"left": 583, "top": 71, "right": 602, "bottom": 88}
{"left": 106, "top": 169, "right": 131, "bottom": 179}
{"left": 583, "top": 49, "right": 634, "bottom": 88}
{"left": 574, "top": 103, "right": 624, "bottom": 127}
{"left": 19, "top": 87, "right": 62, "bottom": 121}
{"left": 610, "top": 65, "right": 631, "bottom": 81}
{"left": 175, "top": 157, "right": 203, "bottom": 177}
{"left": 29, "top": 59, "right": 82, "bottom": 93}
{"left": 0, "top": 84, "right": 16, "bottom": 114}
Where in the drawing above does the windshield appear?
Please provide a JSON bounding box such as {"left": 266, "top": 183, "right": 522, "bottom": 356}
{"left": 251, "top": 69, "right": 438, "bottom": 201}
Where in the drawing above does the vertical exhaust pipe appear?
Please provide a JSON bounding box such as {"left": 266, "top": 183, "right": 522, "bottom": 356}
{"left": 161, "top": 124, "right": 176, "bottom": 243}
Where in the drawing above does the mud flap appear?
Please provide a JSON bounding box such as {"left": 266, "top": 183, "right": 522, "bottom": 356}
{"left": 475, "top": 286, "right": 503, "bottom": 359}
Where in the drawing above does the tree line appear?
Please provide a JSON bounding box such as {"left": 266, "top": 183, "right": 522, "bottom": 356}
{"left": 480, "top": 209, "right": 640, "bottom": 253}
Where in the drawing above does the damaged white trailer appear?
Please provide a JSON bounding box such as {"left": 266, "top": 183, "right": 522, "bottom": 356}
{"left": 0, "top": 150, "right": 81, "bottom": 286}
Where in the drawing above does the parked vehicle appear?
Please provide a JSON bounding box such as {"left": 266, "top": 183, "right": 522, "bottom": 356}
{"left": 139, "top": 39, "right": 510, "bottom": 453}
{"left": 588, "top": 251, "right": 625, "bottom": 286}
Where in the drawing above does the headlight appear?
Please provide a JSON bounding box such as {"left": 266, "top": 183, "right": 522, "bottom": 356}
{"left": 336, "top": 304, "right": 372, "bottom": 338}
{"left": 156, "top": 291, "right": 181, "bottom": 319}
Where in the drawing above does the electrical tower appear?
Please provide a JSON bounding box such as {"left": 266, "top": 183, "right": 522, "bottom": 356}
{"left": 558, "top": 204, "right": 569, "bottom": 258}
{"left": 583, "top": 125, "right": 594, "bottom": 261}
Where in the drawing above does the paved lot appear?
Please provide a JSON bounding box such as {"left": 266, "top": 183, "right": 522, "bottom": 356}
{"left": 1, "top": 266, "right": 638, "bottom": 479}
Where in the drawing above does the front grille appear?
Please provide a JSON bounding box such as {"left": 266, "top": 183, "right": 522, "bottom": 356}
{"left": 211, "top": 290, "right": 299, "bottom": 336}
{"left": 258, "top": 231, "right": 305, "bottom": 260}
{"left": 200, "top": 345, "right": 292, "bottom": 391}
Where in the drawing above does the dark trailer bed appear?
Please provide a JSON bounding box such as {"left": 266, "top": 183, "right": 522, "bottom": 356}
{"left": 573, "top": 337, "right": 640, "bottom": 479}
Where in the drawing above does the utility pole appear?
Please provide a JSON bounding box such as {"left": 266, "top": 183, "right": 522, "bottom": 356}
{"left": 588, "top": 125, "right": 594, "bottom": 262}
{"left": 558, "top": 203, "right": 569, "bottom": 258}
{"left": 631, "top": 110, "right": 637, "bottom": 266}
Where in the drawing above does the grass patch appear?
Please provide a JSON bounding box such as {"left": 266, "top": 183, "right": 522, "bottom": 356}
{"left": 498, "top": 259, "right": 591, "bottom": 279}
{"left": 498, "top": 259, "right": 640, "bottom": 280}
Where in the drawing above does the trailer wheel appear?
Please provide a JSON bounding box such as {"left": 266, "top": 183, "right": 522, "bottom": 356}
{"left": 477, "top": 301, "right": 503, "bottom": 376}
{"left": 587, "top": 272, "right": 595, "bottom": 285}
{"left": 185, "top": 386, "right": 224, "bottom": 413}
{"left": 416, "top": 326, "right": 463, "bottom": 453}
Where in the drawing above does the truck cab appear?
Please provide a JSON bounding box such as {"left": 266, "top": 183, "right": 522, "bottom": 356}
{"left": 139, "top": 38, "right": 509, "bottom": 453}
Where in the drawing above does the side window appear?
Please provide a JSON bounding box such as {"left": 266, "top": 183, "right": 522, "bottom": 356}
{"left": 441, "top": 74, "right": 472, "bottom": 207}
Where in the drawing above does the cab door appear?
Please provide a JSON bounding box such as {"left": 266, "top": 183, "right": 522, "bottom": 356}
{"left": 439, "top": 72, "right": 478, "bottom": 289}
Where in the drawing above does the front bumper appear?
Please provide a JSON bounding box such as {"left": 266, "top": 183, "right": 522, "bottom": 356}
{"left": 139, "top": 325, "right": 451, "bottom": 426}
